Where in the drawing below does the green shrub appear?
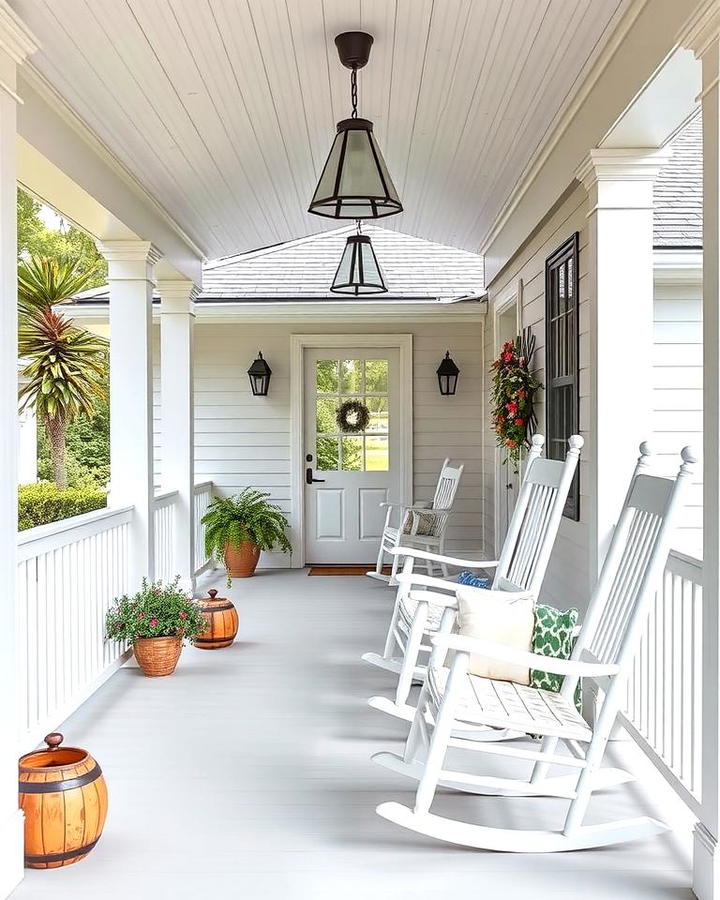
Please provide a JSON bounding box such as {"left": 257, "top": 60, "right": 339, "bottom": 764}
{"left": 18, "top": 482, "right": 107, "bottom": 531}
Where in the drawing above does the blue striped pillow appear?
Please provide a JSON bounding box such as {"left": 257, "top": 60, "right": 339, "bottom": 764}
{"left": 456, "top": 571, "right": 490, "bottom": 589}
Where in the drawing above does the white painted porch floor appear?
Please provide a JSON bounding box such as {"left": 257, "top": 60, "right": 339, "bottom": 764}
{"left": 13, "top": 569, "right": 695, "bottom": 900}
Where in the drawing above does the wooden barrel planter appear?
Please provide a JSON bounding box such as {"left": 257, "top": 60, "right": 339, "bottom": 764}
{"left": 19, "top": 733, "right": 108, "bottom": 869}
{"left": 193, "top": 589, "right": 239, "bottom": 649}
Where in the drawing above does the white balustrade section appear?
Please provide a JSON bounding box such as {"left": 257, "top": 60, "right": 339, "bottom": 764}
{"left": 17, "top": 506, "right": 133, "bottom": 750}
{"left": 194, "top": 481, "right": 214, "bottom": 577}
{"left": 153, "top": 490, "right": 178, "bottom": 583}
{"left": 619, "top": 548, "right": 703, "bottom": 814}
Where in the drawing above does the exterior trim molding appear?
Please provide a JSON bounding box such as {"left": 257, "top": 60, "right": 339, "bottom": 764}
{"left": 0, "top": 2, "right": 38, "bottom": 65}
{"left": 680, "top": 0, "right": 720, "bottom": 58}
{"left": 575, "top": 147, "right": 673, "bottom": 190}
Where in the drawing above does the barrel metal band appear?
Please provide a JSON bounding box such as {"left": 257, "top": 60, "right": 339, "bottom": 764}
{"left": 200, "top": 602, "right": 235, "bottom": 612}
{"left": 19, "top": 762, "right": 102, "bottom": 794}
{"left": 25, "top": 837, "right": 100, "bottom": 864}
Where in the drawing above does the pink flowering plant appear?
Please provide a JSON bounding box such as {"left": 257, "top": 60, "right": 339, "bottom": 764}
{"left": 490, "top": 334, "right": 542, "bottom": 471}
{"left": 105, "top": 576, "right": 207, "bottom": 643}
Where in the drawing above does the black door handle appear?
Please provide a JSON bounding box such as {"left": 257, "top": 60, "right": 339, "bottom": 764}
{"left": 306, "top": 467, "right": 325, "bottom": 484}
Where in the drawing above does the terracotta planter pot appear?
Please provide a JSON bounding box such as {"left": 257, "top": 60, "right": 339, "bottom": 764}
{"left": 19, "top": 732, "right": 108, "bottom": 868}
{"left": 133, "top": 635, "right": 182, "bottom": 676}
{"left": 193, "top": 589, "right": 239, "bottom": 649}
{"left": 224, "top": 540, "right": 261, "bottom": 578}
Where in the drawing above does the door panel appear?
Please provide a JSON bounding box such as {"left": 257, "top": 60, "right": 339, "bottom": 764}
{"left": 304, "top": 348, "right": 400, "bottom": 564}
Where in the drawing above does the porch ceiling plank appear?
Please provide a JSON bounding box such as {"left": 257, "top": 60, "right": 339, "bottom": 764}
{"left": 8, "top": 0, "right": 689, "bottom": 262}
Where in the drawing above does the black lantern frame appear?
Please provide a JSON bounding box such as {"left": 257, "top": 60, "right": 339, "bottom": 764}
{"left": 308, "top": 32, "right": 402, "bottom": 221}
{"left": 330, "top": 233, "right": 387, "bottom": 295}
{"left": 436, "top": 351, "right": 460, "bottom": 396}
{"left": 248, "top": 351, "right": 272, "bottom": 396}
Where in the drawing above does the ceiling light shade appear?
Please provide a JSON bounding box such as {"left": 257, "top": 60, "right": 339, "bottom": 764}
{"left": 309, "top": 118, "right": 402, "bottom": 219}
{"left": 330, "top": 234, "right": 387, "bottom": 295}
{"left": 309, "top": 31, "right": 402, "bottom": 220}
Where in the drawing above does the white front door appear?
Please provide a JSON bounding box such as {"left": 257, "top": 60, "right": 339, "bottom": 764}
{"left": 304, "top": 348, "right": 401, "bottom": 564}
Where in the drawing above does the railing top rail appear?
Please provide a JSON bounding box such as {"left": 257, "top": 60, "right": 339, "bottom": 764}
{"left": 666, "top": 547, "right": 703, "bottom": 582}
{"left": 154, "top": 489, "right": 180, "bottom": 506}
{"left": 18, "top": 505, "right": 133, "bottom": 560}
{"left": 194, "top": 481, "right": 213, "bottom": 493}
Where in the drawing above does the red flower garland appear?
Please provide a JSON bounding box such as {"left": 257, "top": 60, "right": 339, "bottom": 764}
{"left": 490, "top": 336, "right": 541, "bottom": 469}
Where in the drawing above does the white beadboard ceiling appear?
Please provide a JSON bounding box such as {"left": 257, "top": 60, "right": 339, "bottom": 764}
{"left": 12, "top": 0, "right": 633, "bottom": 260}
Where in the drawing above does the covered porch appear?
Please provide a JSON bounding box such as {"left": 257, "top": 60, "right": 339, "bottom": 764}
{"left": 11, "top": 568, "right": 698, "bottom": 900}
{"left": 1, "top": 1, "right": 720, "bottom": 898}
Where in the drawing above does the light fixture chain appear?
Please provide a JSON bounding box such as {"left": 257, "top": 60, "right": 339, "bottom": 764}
{"left": 350, "top": 67, "right": 358, "bottom": 118}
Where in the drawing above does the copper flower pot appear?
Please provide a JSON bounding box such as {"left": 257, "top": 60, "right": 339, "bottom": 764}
{"left": 133, "top": 635, "right": 183, "bottom": 676}
{"left": 224, "top": 541, "right": 261, "bottom": 578}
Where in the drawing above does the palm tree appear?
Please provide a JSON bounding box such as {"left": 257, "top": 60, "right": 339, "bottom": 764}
{"left": 18, "top": 256, "right": 107, "bottom": 489}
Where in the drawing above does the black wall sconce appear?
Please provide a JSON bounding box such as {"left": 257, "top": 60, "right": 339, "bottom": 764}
{"left": 248, "top": 351, "right": 272, "bottom": 396}
{"left": 436, "top": 351, "right": 459, "bottom": 396}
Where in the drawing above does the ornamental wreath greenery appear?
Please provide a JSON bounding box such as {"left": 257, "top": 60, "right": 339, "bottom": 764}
{"left": 490, "top": 331, "right": 542, "bottom": 470}
{"left": 335, "top": 399, "right": 370, "bottom": 434}
{"left": 105, "top": 577, "right": 207, "bottom": 643}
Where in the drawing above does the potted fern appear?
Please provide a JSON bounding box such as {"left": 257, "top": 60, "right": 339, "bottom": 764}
{"left": 202, "top": 489, "right": 291, "bottom": 581}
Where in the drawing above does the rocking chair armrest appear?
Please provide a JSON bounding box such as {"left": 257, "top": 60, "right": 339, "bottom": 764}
{"left": 430, "top": 634, "right": 621, "bottom": 678}
{"left": 390, "top": 546, "right": 500, "bottom": 570}
{"left": 407, "top": 589, "right": 459, "bottom": 609}
{"left": 396, "top": 572, "right": 460, "bottom": 594}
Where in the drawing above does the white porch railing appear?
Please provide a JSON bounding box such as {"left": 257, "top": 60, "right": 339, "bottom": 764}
{"left": 153, "top": 489, "right": 179, "bottom": 583}
{"left": 17, "top": 506, "right": 133, "bottom": 749}
{"left": 194, "top": 481, "right": 214, "bottom": 576}
{"left": 619, "top": 548, "right": 703, "bottom": 815}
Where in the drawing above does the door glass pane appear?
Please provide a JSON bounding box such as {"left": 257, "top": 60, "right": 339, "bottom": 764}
{"left": 366, "top": 396, "right": 388, "bottom": 431}
{"left": 340, "top": 359, "right": 362, "bottom": 394}
{"left": 365, "top": 435, "right": 389, "bottom": 471}
{"left": 341, "top": 436, "right": 363, "bottom": 471}
{"left": 316, "top": 398, "right": 337, "bottom": 434}
{"left": 365, "top": 359, "right": 388, "bottom": 393}
{"left": 316, "top": 437, "right": 339, "bottom": 471}
{"left": 316, "top": 360, "right": 338, "bottom": 393}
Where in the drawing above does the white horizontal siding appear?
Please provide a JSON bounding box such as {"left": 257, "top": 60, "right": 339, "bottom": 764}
{"left": 652, "top": 276, "right": 703, "bottom": 557}
{"left": 156, "top": 318, "right": 485, "bottom": 567}
{"left": 485, "top": 185, "right": 591, "bottom": 612}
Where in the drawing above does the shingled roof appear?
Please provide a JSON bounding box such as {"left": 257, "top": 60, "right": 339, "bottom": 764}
{"left": 654, "top": 114, "right": 702, "bottom": 249}
{"left": 73, "top": 225, "right": 485, "bottom": 305}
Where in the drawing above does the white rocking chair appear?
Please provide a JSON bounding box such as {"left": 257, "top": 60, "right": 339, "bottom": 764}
{"left": 366, "top": 458, "right": 464, "bottom": 585}
{"left": 363, "top": 434, "right": 582, "bottom": 725}
{"left": 373, "top": 443, "right": 696, "bottom": 852}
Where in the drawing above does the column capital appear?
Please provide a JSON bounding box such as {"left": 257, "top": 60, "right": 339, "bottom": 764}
{"left": 157, "top": 278, "right": 200, "bottom": 315}
{"left": 681, "top": 2, "right": 720, "bottom": 59}
{"left": 0, "top": 3, "right": 39, "bottom": 66}
{"left": 575, "top": 148, "right": 673, "bottom": 192}
{"left": 98, "top": 240, "right": 162, "bottom": 284}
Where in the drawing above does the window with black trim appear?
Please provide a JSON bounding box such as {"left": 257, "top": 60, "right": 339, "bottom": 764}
{"left": 545, "top": 233, "right": 580, "bottom": 520}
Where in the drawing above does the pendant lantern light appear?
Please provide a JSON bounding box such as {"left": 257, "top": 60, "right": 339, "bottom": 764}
{"left": 247, "top": 351, "right": 272, "bottom": 396}
{"left": 309, "top": 32, "right": 402, "bottom": 220}
{"left": 330, "top": 226, "right": 387, "bottom": 296}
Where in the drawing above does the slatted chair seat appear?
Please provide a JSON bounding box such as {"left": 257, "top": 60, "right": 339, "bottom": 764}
{"left": 427, "top": 666, "right": 592, "bottom": 742}
{"left": 383, "top": 526, "right": 442, "bottom": 547}
{"left": 398, "top": 594, "right": 445, "bottom": 632}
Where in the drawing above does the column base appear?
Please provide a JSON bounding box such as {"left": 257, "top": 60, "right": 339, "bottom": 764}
{"left": 0, "top": 809, "right": 24, "bottom": 899}
{"left": 694, "top": 822, "right": 720, "bottom": 900}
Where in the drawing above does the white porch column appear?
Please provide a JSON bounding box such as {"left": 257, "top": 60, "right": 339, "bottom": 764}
{"left": 158, "top": 278, "right": 198, "bottom": 588}
{"left": 100, "top": 240, "right": 162, "bottom": 589}
{"left": 0, "top": 7, "right": 38, "bottom": 895}
{"left": 576, "top": 148, "right": 669, "bottom": 587}
{"left": 17, "top": 367, "right": 36, "bottom": 483}
{"left": 690, "top": 11, "right": 720, "bottom": 900}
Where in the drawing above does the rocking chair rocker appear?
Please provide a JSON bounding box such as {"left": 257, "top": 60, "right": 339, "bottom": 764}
{"left": 373, "top": 443, "right": 696, "bottom": 852}
{"left": 363, "top": 434, "right": 582, "bottom": 726}
{"left": 366, "top": 458, "right": 464, "bottom": 585}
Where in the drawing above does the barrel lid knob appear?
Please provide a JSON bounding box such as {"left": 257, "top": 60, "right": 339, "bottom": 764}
{"left": 208, "top": 589, "right": 218, "bottom": 599}
{"left": 44, "top": 733, "right": 63, "bottom": 751}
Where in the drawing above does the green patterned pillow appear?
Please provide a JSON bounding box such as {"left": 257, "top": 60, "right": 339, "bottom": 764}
{"left": 531, "top": 603, "right": 582, "bottom": 711}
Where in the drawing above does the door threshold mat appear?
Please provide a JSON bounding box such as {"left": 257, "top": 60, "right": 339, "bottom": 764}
{"left": 308, "top": 565, "right": 392, "bottom": 576}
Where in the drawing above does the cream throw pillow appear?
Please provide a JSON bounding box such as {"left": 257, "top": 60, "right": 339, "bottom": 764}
{"left": 456, "top": 585, "right": 534, "bottom": 684}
